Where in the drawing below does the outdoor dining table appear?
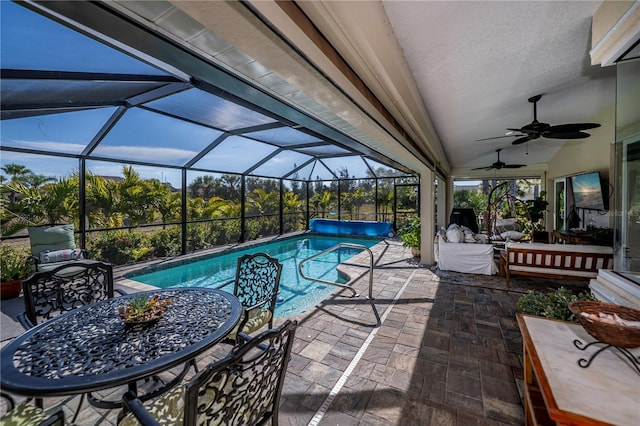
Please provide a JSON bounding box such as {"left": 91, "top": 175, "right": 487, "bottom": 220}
{"left": 0, "top": 287, "right": 242, "bottom": 409}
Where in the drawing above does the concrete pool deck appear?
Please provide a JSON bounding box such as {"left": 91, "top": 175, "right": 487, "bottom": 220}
{"left": 1, "top": 236, "right": 565, "bottom": 425}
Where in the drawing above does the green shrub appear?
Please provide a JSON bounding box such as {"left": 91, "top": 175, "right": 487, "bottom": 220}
{"left": 517, "top": 286, "right": 596, "bottom": 321}
{"left": 187, "top": 224, "right": 208, "bottom": 252}
{"left": 149, "top": 227, "right": 182, "bottom": 257}
{"left": 0, "top": 244, "right": 31, "bottom": 281}
{"left": 91, "top": 229, "right": 150, "bottom": 265}
{"left": 398, "top": 216, "right": 420, "bottom": 249}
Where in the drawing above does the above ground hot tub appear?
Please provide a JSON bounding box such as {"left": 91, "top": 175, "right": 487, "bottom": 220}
{"left": 309, "top": 219, "right": 393, "bottom": 237}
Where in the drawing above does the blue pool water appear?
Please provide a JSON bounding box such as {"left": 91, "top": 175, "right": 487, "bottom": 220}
{"left": 125, "top": 235, "right": 381, "bottom": 318}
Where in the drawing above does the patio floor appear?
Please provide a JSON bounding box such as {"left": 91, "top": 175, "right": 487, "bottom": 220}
{"left": 2, "top": 237, "right": 585, "bottom": 425}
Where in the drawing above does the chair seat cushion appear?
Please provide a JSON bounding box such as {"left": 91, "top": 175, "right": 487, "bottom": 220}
{"left": 227, "top": 308, "right": 273, "bottom": 340}
{"left": 243, "top": 308, "right": 273, "bottom": 334}
{"left": 36, "top": 259, "right": 101, "bottom": 274}
{"left": 0, "top": 401, "right": 51, "bottom": 426}
{"left": 120, "top": 385, "right": 185, "bottom": 426}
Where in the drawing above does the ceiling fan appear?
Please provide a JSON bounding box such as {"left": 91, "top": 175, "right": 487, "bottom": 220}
{"left": 471, "top": 149, "right": 526, "bottom": 171}
{"left": 508, "top": 94, "right": 600, "bottom": 145}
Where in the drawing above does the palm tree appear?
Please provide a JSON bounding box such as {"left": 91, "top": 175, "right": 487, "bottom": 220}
{"left": 282, "top": 191, "right": 303, "bottom": 231}
{"left": 189, "top": 175, "right": 217, "bottom": 200}
{"left": 312, "top": 190, "right": 333, "bottom": 218}
{"left": 351, "top": 187, "right": 370, "bottom": 220}
{"left": 39, "top": 177, "right": 79, "bottom": 225}
{"left": 25, "top": 173, "right": 56, "bottom": 189}
{"left": 118, "top": 166, "right": 150, "bottom": 226}
{"left": 1, "top": 163, "right": 31, "bottom": 204}
{"left": 85, "top": 172, "right": 122, "bottom": 228}
{"left": 147, "top": 179, "right": 181, "bottom": 226}
{"left": 247, "top": 188, "right": 278, "bottom": 215}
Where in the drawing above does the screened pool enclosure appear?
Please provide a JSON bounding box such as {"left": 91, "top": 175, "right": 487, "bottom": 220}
{"left": 0, "top": 1, "right": 418, "bottom": 265}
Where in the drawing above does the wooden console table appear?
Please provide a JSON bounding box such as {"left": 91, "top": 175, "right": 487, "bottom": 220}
{"left": 552, "top": 230, "right": 594, "bottom": 244}
{"left": 552, "top": 229, "right": 614, "bottom": 246}
{"left": 517, "top": 314, "right": 640, "bottom": 425}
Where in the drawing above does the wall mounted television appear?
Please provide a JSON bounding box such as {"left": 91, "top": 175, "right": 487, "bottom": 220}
{"left": 570, "top": 171, "right": 606, "bottom": 210}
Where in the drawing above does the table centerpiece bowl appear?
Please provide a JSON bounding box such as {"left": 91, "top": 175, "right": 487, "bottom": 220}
{"left": 569, "top": 301, "right": 640, "bottom": 348}
{"left": 118, "top": 294, "right": 172, "bottom": 325}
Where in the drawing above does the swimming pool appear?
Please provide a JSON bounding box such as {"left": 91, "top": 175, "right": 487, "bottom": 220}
{"left": 125, "top": 235, "right": 381, "bottom": 318}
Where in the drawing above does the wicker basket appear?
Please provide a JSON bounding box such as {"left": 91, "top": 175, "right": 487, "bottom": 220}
{"left": 569, "top": 301, "right": 640, "bottom": 348}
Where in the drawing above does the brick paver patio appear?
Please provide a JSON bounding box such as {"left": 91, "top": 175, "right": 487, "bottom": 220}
{"left": 2, "top": 238, "right": 528, "bottom": 425}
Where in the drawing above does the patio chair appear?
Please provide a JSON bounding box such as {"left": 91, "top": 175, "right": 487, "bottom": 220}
{"left": 16, "top": 261, "right": 128, "bottom": 422}
{"left": 28, "top": 224, "right": 98, "bottom": 272}
{"left": 1, "top": 392, "right": 64, "bottom": 426}
{"left": 120, "top": 320, "right": 298, "bottom": 426}
{"left": 18, "top": 260, "right": 125, "bottom": 330}
{"left": 226, "top": 252, "right": 283, "bottom": 342}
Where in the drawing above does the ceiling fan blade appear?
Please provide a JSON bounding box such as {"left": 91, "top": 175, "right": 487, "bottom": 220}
{"left": 475, "top": 134, "right": 524, "bottom": 142}
{"left": 512, "top": 136, "right": 532, "bottom": 145}
{"left": 543, "top": 131, "right": 591, "bottom": 139}
{"left": 547, "top": 123, "right": 601, "bottom": 133}
{"left": 503, "top": 164, "right": 526, "bottom": 168}
{"left": 470, "top": 166, "right": 494, "bottom": 171}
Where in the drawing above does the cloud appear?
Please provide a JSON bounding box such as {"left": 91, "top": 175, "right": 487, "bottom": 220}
{"left": 5, "top": 139, "right": 86, "bottom": 154}
{"left": 94, "top": 145, "right": 198, "bottom": 164}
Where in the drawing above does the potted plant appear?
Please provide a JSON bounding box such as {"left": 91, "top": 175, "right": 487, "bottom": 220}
{"left": 398, "top": 217, "right": 421, "bottom": 257}
{"left": 0, "top": 244, "right": 31, "bottom": 300}
{"left": 517, "top": 286, "right": 596, "bottom": 321}
{"left": 525, "top": 191, "right": 549, "bottom": 241}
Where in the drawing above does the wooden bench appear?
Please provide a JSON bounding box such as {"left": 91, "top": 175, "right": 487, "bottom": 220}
{"left": 500, "top": 242, "right": 613, "bottom": 288}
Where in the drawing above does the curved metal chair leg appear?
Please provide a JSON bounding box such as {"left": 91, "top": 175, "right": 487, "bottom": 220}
{"left": 70, "top": 393, "right": 86, "bottom": 424}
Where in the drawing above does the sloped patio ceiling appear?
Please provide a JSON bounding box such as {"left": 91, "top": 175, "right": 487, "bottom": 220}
{"left": 0, "top": 1, "right": 414, "bottom": 181}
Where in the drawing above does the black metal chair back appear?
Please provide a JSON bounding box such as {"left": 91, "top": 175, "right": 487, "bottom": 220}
{"left": 20, "top": 261, "right": 115, "bottom": 329}
{"left": 122, "top": 320, "right": 297, "bottom": 426}
{"left": 233, "top": 252, "right": 283, "bottom": 331}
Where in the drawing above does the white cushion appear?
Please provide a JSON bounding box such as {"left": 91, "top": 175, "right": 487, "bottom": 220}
{"left": 39, "top": 248, "right": 84, "bottom": 264}
{"left": 495, "top": 218, "right": 520, "bottom": 233}
{"left": 445, "top": 226, "right": 464, "bottom": 243}
{"left": 438, "top": 237, "right": 496, "bottom": 275}
{"left": 500, "top": 231, "right": 526, "bottom": 241}
{"left": 506, "top": 242, "right": 613, "bottom": 254}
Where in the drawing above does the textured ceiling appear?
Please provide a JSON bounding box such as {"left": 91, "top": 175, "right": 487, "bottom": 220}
{"left": 382, "top": 0, "right": 617, "bottom": 175}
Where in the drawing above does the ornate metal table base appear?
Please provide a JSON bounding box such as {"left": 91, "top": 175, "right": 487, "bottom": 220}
{"left": 573, "top": 339, "right": 640, "bottom": 374}
{"left": 86, "top": 361, "right": 192, "bottom": 410}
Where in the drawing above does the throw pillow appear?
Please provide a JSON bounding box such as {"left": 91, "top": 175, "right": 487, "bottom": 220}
{"left": 39, "top": 248, "right": 84, "bottom": 264}
{"left": 445, "top": 225, "right": 465, "bottom": 243}
{"left": 500, "top": 231, "right": 526, "bottom": 241}
{"left": 464, "top": 233, "right": 478, "bottom": 243}
{"left": 438, "top": 227, "right": 449, "bottom": 242}
{"left": 495, "top": 218, "right": 520, "bottom": 233}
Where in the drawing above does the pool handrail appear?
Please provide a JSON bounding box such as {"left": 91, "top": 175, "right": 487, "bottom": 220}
{"left": 297, "top": 243, "right": 374, "bottom": 300}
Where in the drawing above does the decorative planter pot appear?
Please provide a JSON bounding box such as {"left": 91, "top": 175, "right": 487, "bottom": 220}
{"left": 411, "top": 247, "right": 421, "bottom": 258}
{"left": 0, "top": 279, "right": 22, "bottom": 300}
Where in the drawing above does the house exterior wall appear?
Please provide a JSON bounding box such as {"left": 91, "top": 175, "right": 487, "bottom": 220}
{"left": 546, "top": 103, "right": 616, "bottom": 229}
